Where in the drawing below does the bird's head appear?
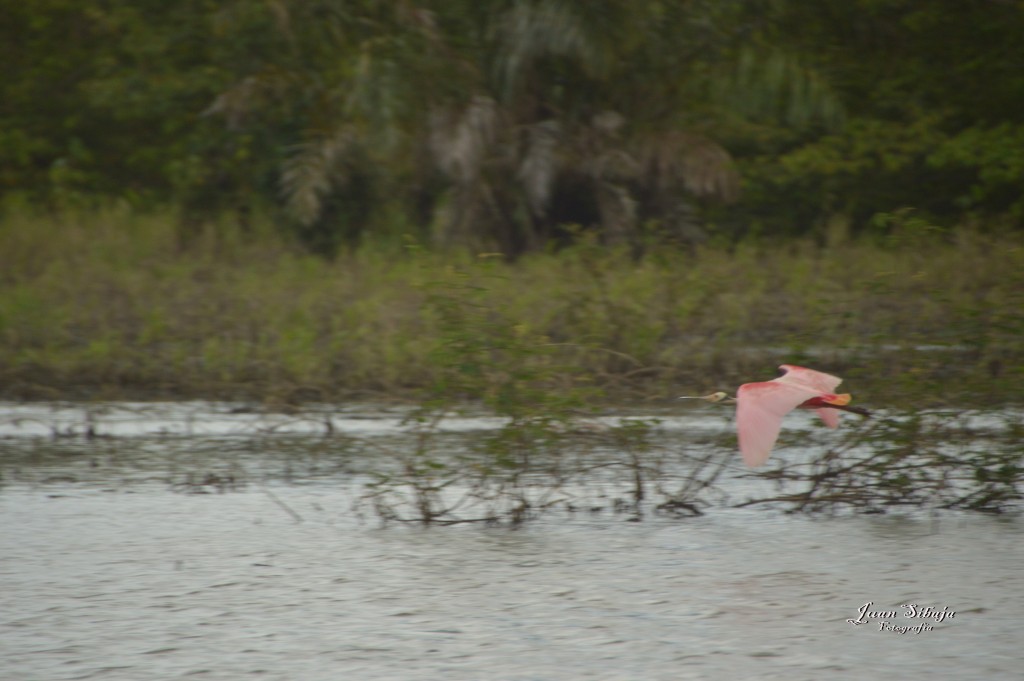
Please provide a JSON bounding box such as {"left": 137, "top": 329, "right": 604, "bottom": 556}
{"left": 678, "top": 391, "right": 736, "bottom": 404}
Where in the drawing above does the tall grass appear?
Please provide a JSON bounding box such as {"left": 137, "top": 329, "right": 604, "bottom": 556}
{"left": 1, "top": 207, "right": 1021, "bottom": 406}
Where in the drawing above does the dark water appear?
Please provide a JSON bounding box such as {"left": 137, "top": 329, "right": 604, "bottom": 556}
{"left": 1, "top": 403, "right": 1021, "bottom": 680}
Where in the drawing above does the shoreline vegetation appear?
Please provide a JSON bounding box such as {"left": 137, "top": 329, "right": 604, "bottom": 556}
{"left": 1, "top": 208, "right": 1021, "bottom": 408}
{"left": 4, "top": 3, "right": 1021, "bottom": 520}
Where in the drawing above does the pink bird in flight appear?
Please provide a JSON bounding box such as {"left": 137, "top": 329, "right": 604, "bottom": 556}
{"left": 680, "top": 364, "right": 871, "bottom": 467}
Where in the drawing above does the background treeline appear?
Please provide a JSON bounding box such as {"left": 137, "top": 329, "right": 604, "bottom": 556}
{"left": 3, "top": 0, "right": 1023, "bottom": 257}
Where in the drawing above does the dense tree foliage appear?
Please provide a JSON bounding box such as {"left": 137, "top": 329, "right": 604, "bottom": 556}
{"left": 728, "top": 0, "right": 1024, "bottom": 238}
{"left": 2, "top": 0, "right": 1022, "bottom": 254}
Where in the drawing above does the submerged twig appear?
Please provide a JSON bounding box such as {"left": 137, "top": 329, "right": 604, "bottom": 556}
{"left": 262, "top": 486, "right": 304, "bottom": 522}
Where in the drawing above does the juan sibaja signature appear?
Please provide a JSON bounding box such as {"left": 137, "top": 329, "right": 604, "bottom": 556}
{"left": 847, "top": 602, "right": 956, "bottom": 634}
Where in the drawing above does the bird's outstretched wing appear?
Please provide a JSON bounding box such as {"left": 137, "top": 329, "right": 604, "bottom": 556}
{"left": 775, "top": 364, "right": 844, "bottom": 429}
{"left": 736, "top": 380, "right": 820, "bottom": 467}
{"left": 775, "top": 364, "right": 842, "bottom": 393}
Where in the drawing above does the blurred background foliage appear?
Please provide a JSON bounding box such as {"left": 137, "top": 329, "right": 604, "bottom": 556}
{"left": 2, "top": 0, "right": 1023, "bottom": 257}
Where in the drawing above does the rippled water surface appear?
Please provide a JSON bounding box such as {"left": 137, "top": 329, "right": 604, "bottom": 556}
{"left": 1, "top": 403, "right": 1022, "bottom": 680}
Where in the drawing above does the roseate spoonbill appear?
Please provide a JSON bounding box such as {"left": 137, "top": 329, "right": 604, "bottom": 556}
{"left": 679, "top": 364, "right": 870, "bottom": 467}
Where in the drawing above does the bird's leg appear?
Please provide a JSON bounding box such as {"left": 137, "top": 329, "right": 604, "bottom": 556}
{"left": 801, "top": 393, "right": 872, "bottom": 418}
{"left": 830, "top": 403, "right": 872, "bottom": 418}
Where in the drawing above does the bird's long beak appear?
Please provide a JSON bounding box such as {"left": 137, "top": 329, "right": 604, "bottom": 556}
{"left": 678, "top": 392, "right": 736, "bottom": 404}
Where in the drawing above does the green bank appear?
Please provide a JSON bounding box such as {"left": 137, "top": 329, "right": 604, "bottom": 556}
{"left": 1, "top": 209, "right": 1021, "bottom": 407}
